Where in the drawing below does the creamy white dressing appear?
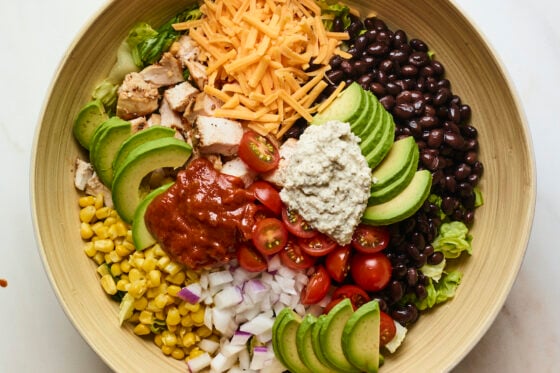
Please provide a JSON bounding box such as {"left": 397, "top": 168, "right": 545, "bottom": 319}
{"left": 280, "top": 120, "right": 372, "bottom": 245}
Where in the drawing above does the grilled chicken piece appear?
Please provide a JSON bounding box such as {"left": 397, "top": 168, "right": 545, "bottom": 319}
{"left": 140, "top": 52, "right": 184, "bottom": 87}
{"left": 185, "top": 60, "right": 207, "bottom": 90}
{"left": 172, "top": 35, "right": 201, "bottom": 65}
{"left": 129, "top": 116, "right": 148, "bottom": 133}
{"left": 159, "top": 97, "right": 184, "bottom": 129}
{"left": 116, "top": 72, "right": 159, "bottom": 120}
{"left": 185, "top": 92, "right": 222, "bottom": 124}
{"left": 85, "top": 174, "right": 113, "bottom": 208}
{"left": 147, "top": 113, "right": 161, "bottom": 126}
{"left": 195, "top": 116, "right": 243, "bottom": 156}
{"left": 164, "top": 81, "right": 199, "bottom": 112}
{"left": 74, "top": 158, "right": 94, "bottom": 191}
{"left": 221, "top": 157, "right": 257, "bottom": 188}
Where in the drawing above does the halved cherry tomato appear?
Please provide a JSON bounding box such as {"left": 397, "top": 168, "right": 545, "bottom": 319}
{"left": 281, "top": 207, "right": 317, "bottom": 238}
{"left": 351, "top": 224, "right": 390, "bottom": 254}
{"left": 332, "top": 285, "right": 371, "bottom": 309}
{"left": 248, "top": 181, "right": 282, "bottom": 215}
{"left": 279, "top": 239, "right": 316, "bottom": 270}
{"left": 380, "top": 311, "right": 397, "bottom": 347}
{"left": 300, "top": 266, "right": 331, "bottom": 305}
{"left": 350, "top": 252, "right": 392, "bottom": 292}
{"left": 252, "top": 218, "right": 288, "bottom": 255}
{"left": 238, "top": 131, "right": 280, "bottom": 173}
{"left": 297, "top": 233, "right": 337, "bottom": 257}
{"left": 323, "top": 297, "right": 345, "bottom": 314}
{"left": 325, "top": 245, "right": 351, "bottom": 283}
{"left": 237, "top": 244, "right": 268, "bottom": 272}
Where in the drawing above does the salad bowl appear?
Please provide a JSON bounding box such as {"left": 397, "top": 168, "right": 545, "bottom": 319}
{"left": 31, "top": 0, "right": 535, "bottom": 372}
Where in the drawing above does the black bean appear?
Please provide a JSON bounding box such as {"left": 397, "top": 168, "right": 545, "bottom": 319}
{"left": 464, "top": 210, "right": 475, "bottom": 227}
{"left": 390, "top": 280, "right": 404, "bottom": 301}
{"left": 433, "top": 88, "right": 450, "bottom": 106}
{"left": 332, "top": 18, "right": 344, "bottom": 32}
{"left": 423, "top": 244, "right": 435, "bottom": 258}
{"left": 437, "top": 78, "right": 451, "bottom": 88}
{"left": 444, "top": 131, "right": 465, "bottom": 150}
{"left": 428, "top": 251, "right": 445, "bottom": 265}
{"left": 391, "top": 304, "right": 418, "bottom": 326}
{"left": 379, "top": 95, "right": 395, "bottom": 110}
{"left": 326, "top": 69, "right": 344, "bottom": 85}
{"left": 389, "top": 49, "right": 408, "bottom": 64}
{"left": 472, "top": 161, "right": 484, "bottom": 176}
{"left": 441, "top": 196, "right": 458, "bottom": 215}
{"left": 367, "top": 42, "right": 389, "bottom": 56}
{"left": 379, "top": 59, "right": 394, "bottom": 72}
{"left": 431, "top": 60, "right": 445, "bottom": 76}
{"left": 354, "top": 35, "right": 369, "bottom": 52}
{"left": 420, "top": 65, "right": 435, "bottom": 77}
{"left": 393, "top": 29, "right": 408, "bottom": 46}
{"left": 444, "top": 174, "right": 457, "bottom": 194}
{"left": 392, "top": 263, "right": 408, "bottom": 279}
{"left": 410, "top": 38, "right": 428, "bottom": 52}
{"left": 460, "top": 104, "right": 472, "bottom": 123}
{"left": 419, "top": 116, "right": 439, "bottom": 129}
{"left": 406, "top": 267, "right": 418, "bottom": 286}
{"left": 455, "top": 163, "right": 472, "bottom": 180}
{"left": 364, "top": 29, "right": 378, "bottom": 41}
{"left": 458, "top": 181, "right": 474, "bottom": 198}
{"left": 353, "top": 60, "right": 369, "bottom": 75}
{"left": 427, "top": 128, "right": 444, "bottom": 148}
{"left": 393, "top": 103, "right": 416, "bottom": 119}
{"left": 461, "top": 124, "right": 478, "bottom": 139}
{"left": 396, "top": 90, "right": 413, "bottom": 104}
{"left": 467, "top": 173, "right": 480, "bottom": 186}
{"left": 415, "top": 284, "right": 428, "bottom": 300}
{"left": 340, "top": 60, "right": 354, "bottom": 75}
{"left": 409, "top": 51, "right": 430, "bottom": 67}
{"left": 370, "top": 82, "right": 386, "bottom": 96}
{"left": 376, "top": 30, "right": 394, "bottom": 44}
{"left": 329, "top": 54, "right": 343, "bottom": 68}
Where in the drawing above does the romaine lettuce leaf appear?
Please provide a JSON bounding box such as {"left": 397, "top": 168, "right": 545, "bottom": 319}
{"left": 316, "top": 0, "right": 351, "bottom": 31}
{"left": 432, "top": 221, "right": 472, "bottom": 259}
{"left": 404, "top": 270, "right": 462, "bottom": 311}
{"left": 420, "top": 258, "right": 446, "bottom": 282}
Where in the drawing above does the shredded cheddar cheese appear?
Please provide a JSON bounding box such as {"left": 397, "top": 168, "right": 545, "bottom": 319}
{"left": 174, "top": 0, "right": 350, "bottom": 137}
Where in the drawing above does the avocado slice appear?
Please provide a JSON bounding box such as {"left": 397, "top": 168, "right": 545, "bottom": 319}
{"left": 349, "top": 90, "right": 373, "bottom": 137}
{"left": 342, "top": 300, "right": 381, "bottom": 373}
{"left": 362, "top": 169, "right": 432, "bottom": 226}
{"left": 358, "top": 92, "right": 391, "bottom": 157}
{"left": 132, "top": 182, "right": 173, "bottom": 251}
{"left": 369, "top": 137, "right": 419, "bottom": 204}
{"left": 111, "top": 137, "right": 192, "bottom": 224}
{"left": 73, "top": 99, "right": 109, "bottom": 150}
{"left": 113, "top": 125, "right": 176, "bottom": 175}
{"left": 312, "top": 82, "right": 366, "bottom": 125}
{"left": 90, "top": 117, "right": 131, "bottom": 186}
{"left": 296, "top": 314, "right": 342, "bottom": 373}
{"left": 363, "top": 107, "right": 395, "bottom": 169}
{"left": 320, "top": 298, "right": 360, "bottom": 372}
{"left": 272, "top": 308, "right": 312, "bottom": 373}
{"left": 311, "top": 315, "right": 341, "bottom": 371}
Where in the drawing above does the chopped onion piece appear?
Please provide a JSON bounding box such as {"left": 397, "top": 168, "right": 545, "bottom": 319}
{"left": 214, "top": 286, "right": 243, "bottom": 309}
{"left": 186, "top": 352, "right": 211, "bottom": 372}
{"left": 230, "top": 331, "right": 252, "bottom": 345}
{"left": 267, "top": 254, "right": 282, "bottom": 272}
{"left": 208, "top": 270, "right": 234, "bottom": 287}
{"left": 239, "top": 313, "right": 274, "bottom": 335}
{"left": 384, "top": 320, "right": 408, "bottom": 353}
{"left": 198, "top": 338, "right": 220, "bottom": 354}
{"left": 210, "top": 352, "right": 237, "bottom": 373}
{"left": 177, "top": 283, "right": 202, "bottom": 304}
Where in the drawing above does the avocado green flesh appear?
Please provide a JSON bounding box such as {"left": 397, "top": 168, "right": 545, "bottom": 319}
{"left": 363, "top": 169, "right": 432, "bottom": 226}
{"left": 132, "top": 183, "right": 173, "bottom": 251}
{"left": 73, "top": 99, "right": 108, "bottom": 150}
{"left": 342, "top": 300, "right": 381, "bottom": 373}
{"left": 312, "top": 82, "right": 366, "bottom": 125}
{"left": 111, "top": 137, "right": 192, "bottom": 224}
{"left": 113, "top": 126, "right": 176, "bottom": 174}
{"left": 272, "top": 308, "right": 291, "bottom": 368}
{"left": 358, "top": 100, "right": 389, "bottom": 157}
{"left": 369, "top": 141, "right": 419, "bottom": 205}
{"left": 274, "top": 310, "right": 312, "bottom": 373}
{"left": 371, "top": 136, "right": 418, "bottom": 191}
{"left": 311, "top": 315, "right": 341, "bottom": 370}
{"left": 349, "top": 91, "right": 372, "bottom": 137}
{"left": 320, "top": 299, "right": 360, "bottom": 372}
{"left": 90, "top": 118, "right": 131, "bottom": 186}
{"left": 297, "top": 315, "right": 341, "bottom": 373}
{"left": 364, "top": 108, "right": 395, "bottom": 169}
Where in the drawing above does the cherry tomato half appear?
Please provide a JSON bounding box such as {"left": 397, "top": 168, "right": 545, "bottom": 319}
{"left": 279, "top": 239, "right": 316, "bottom": 270}
{"left": 252, "top": 218, "right": 288, "bottom": 255}
{"left": 248, "top": 181, "right": 282, "bottom": 215}
{"left": 332, "top": 285, "right": 371, "bottom": 309}
{"left": 238, "top": 131, "right": 280, "bottom": 173}
{"left": 380, "top": 311, "right": 397, "bottom": 347}
{"left": 350, "top": 252, "right": 392, "bottom": 292}
{"left": 300, "top": 265, "right": 331, "bottom": 305}
{"left": 297, "top": 233, "right": 337, "bottom": 257}
{"left": 351, "top": 224, "right": 390, "bottom": 254}
{"left": 325, "top": 245, "right": 351, "bottom": 283}
{"left": 281, "top": 207, "right": 317, "bottom": 238}
{"left": 237, "top": 244, "right": 268, "bottom": 272}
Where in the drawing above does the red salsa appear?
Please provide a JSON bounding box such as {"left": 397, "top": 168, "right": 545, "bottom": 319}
{"left": 145, "top": 158, "right": 259, "bottom": 269}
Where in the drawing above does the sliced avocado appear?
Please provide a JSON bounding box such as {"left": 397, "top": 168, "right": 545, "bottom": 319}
{"left": 363, "top": 108, "right": 395, "bottom": 169}
{"left": 113, "top": 126, "right": 176, "bottom": 175}
{"left": 311, "top": 315, "right": 341, "bottom": 371}
{"left": 362, "top": 170, "right": 432, "bottom": 226}
{"left": 342, "top": 300, "right": 381, "bottom": 373}
{"left": 272, "top": 308, "right": 291, "bottom": 368}
{"left": 371, "top": 136, "right": 418, "bottom": 191}
{"left": 349, "top": 90, "right": 373, "bottom": 137}
{"left": 312, "top": 82, "right": 366, "bottom": 125}
{"left": 90, "top": 117, "right": 131, "bottom": 186}
{"left": 320, "top": 298, "right": 360, "bottom": 372}
{"left": 357, "top": 93, "right": 391, "bottom": 157}
{"left": 132, "top": 182, "right": 173, "bottom": 251}
{"left": 73, "top": 99, "right": 109, "bottom": 150}
{"left": 273, "top": 308, "right": 312, "bottom": 373}
{"left": 296, "top": 314, "right": 341, "bottom": 373}
{"left": 369, "top": 137, "right": 419, "bottom": 204}
{"left": 111, "top": 137, "right": 192, "bottom": 224}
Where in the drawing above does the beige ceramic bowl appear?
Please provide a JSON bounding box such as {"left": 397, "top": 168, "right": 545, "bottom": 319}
{"left": 31, "top": 0, "right": 535, "bottom": 372}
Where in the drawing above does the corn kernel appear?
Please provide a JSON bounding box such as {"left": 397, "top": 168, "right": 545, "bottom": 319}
{"left": 167, "top": 285, "right": 182, "bottom": 298}
{"left": 128, "top": 268, "right": 144, "bottom": 283}
{"left": 129, "top": 280, "right": 147, "bottom": 299}
{"left": 181, "top": 315, "right": 194, "bottom": 327}
{"left": 191, "top": 307, "right": 205, "bottom": 325}
{"left": 139, "top": 310, "right": 154, "bottom": 325}
{"left": 182, "top": 332, "right": 197, "bottom": 348}
{"left": 92, "top": 252, "right": 105, "bottom": 265}
{"left": 134, "top": 297, "right": 148, "bottom": 311}
{"left": 155, "top": 311, "right": 166, "bottom": 321}
{"left": 93, "top": 239, "right": 114, "bottom": 253}
{"left": 93, "top": 225, "right": 110, "bottom": 240}
{"left": 146, "top": 300, "right": 162, "bottom": 313}
{"left": 154, "top": 294, "right": 169, "bottom": 309}
{"left": 154, "top": 334, "right": 163, "bottom": 347}
{"left": 133, "top": 324, "right": 151, "bottom": 336}
{"left": 103, "top": 216, "right": 117, "bottom": 227}
{"left": 164, "top": 262, "right": 182, "bottom": 276}
{"left": 114, "top": 221, "right": 128, "bottom": 237}
{"left": 100, "top": 274, "right": 117, "bottom": 295}
{"left": 96, "top": 264, "right": 111, "bottom": 277}
{"left": 147, "top": 270, "right": 161, "bottom": 288}
{"left": 79, "top": 205, "right": 97, "bottom": 223}
{"left": 171, "top": 348, "right": 185, "bottom": 360}
{"left": 167, "top": 271, "right": 186, "bottom": 285}
{"left": 128, "top": 312, "right": 141, "bottom": 323}
{"left": 84, "top": 242, "right": 97, "bottom": 257}
{"left": 153, "top": 244, "right": 166, "bottom": 257}
{"left": 95, "top": 207, "right": 111, "bottom": 220}
{"left": 187, "top": 347, "right": 204, "bottom": 359}
{"left": 168, "top": 324, "right": 178, "bottom": 333}
{"left": 196, "top": 325, "right": 212, "bottom": 338}
{"left": 116, "top": 279, "right": 130, "bottom": 292}
{"left": 162, "top": 331, "right": 177, "bottom": 347}
{"left": 183, "top": 302, "right": 200, "bottom": 313}
{"left": 157, "top": 256, "right": 171, "bottom": 270}
{"left": 110, "top": 263, "right": 122, "bottom": 277}
{"left": 144, "top": 247, "right": 156, "bottom": 259}
{"left": 79, "top": 195, "right": 96, "bottom": 207}
{"left": 161, "top": 345, "right": 173, "bottom": 356}
{"left": 94, "top": 193, "right": 104, "bottom": 209}
{"left": 80, "top": 222, "right": 94, "bottom": 240}
{"left": 116, "top": 243, "right": 134, "bottom": 257}
{"left": 166, "top": 307, "right": 181, "bottom": 326}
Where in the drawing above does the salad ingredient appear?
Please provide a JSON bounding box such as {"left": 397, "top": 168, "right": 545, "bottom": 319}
{"left": 116, "top": 72, "right": 159, "bottom": 120}
{"left": 252, "top": 218, "right": 288, "bottom": 255}
{"left": 312, "top": 81, "right": 366, "bottom": 126}
{"left": 247, "top": 181, "right": 282, "bottom": 215}
{"left": 383, "top": 320, "right": 408, "bottom": 354}
{"left": 262, "top": 137, "right": 299, "bottom": 187}
{"left": 351, "top": 224, "right": 390, "bottom": 254}
{"left": 195, "top": 116, "right": 244, "bottom": 156}
{"left": 330, "top": 285, "right": 370, "bottom": 311}
{"left": 89, "top": 118, "right": 132, "bottom": 186}
{"left": 300, "top": 265, "right": 331, "bottom": 305}
{"left": 279, "top": 239, "right": 316, "bottom": 270}
{"left": 298, "top": 233, "right": 338, "bottom": 257}
{"left": 132, "top": 182, "right": 172, "bottom": 251}
{"left": 280, "top": 120, "right": 371, "bottom": 245}
{"left": 350, "top": 252, "right": 392, "bottom": 292}
{"left": 404, "top": 270, "right": 462, "bottom": 311}
{"left": 238, "top": 131, "right": 280, "bottom": 173}
{"left": 164, "top": 81, "right": 199, "bottom": 112}
{"left": 325, "top": 245, "right": 351, "bottom": 283}
{"left": 237, "top": 244, "right": 268, "bottom": 273}
{"left": 296, "top": 314, "right": 339, "bottom": 373}
{"left": 139, "top": 52, "right": 184, "bottom": 87}
{"left": 371, "top": 136, "right": 419, "bottom": 191}
{"left": 281, "top": 207, "right": 317, "bottom": 239}
{"left": 221, "top": 158, "right": 257, "bottom": 188}
{"left": 379, "top": 312, "right": 397, "bottom": 347}
{"left": 432, "top": 221, "right": 473, "bottom": 259}
{"left": 73, "top": 99, "right": 108, "bottom": 149}
{"left": 363, "top": 170, "right": 432, "bottom": 226}
{"left": 144, "top": 158, "right": 258, "bottom": 269}
{"left": 111, "top": 136, "right": 193, "bottom": 223}
{"left": 272, "top": 308, "right": 312, "bottom": 373}
{"left": 341, "top": 299, "right": 381, "bottom": 373}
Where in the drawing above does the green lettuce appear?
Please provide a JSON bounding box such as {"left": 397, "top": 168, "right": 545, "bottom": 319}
{"left": 316, "top": 0, "right": 351, "bottom": 31}
{"left": 404, "top": 270, "right": 463, "bottom": 311}
{"left": 420, "top": 259, "right": 446, "bottom": 282}
{"left": 432, "top": 221, "right": 473, "bottom": 259}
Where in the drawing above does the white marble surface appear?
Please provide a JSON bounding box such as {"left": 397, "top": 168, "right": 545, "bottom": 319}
{"left": 1, "top": 0, "right": 558, "bottom": 372}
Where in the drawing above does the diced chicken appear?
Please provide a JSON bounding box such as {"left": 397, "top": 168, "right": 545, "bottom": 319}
{"left": 262, "top": 137, "right": 299, "bottom": 187}
{"left": 85, "top": 173, "right": 113, "bottom": 208}
{"left": 116, "top": 72, "right": 159, "bottom": 120}
{"left": 195, "top": 116, "right": 243, "bottom": 156}
{"left": 202, "top": 154, "right": 223, "bottom": 171}
{"left": 159, "top": 97, "right": 184, "bottom": 129}
{"left": 221, "top": 158, "right": 257, "bottom": 188}
{"left": 147, "top": 113, "right": 161, "bottom": 126}
{"left": 129, "top": 116, "right": 148, "bottom": 133}
{"left": 140, "top": 52, "right": 184, "bottom": 87}
{"left": 164, "top": 81, "right": 199, "bottom": 112}
{"left": 74, "top": 158, "right": 94, "bottom": 191}
{"left": 185, "top": 60, "right": 208, "bottom": 90}
{"left": 185, "top": 92, "right": 222, "bottom": 124}
{"left": 172, "top": 35, "right": 201, "bottom": 66}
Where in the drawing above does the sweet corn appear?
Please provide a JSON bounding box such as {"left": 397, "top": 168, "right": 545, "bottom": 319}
{"left": 191, "top": 307, "right": 205, "bottom": 325}
{"left": 93, "top": 225, "right": 110, "bottom": 240}
{"left": 96, "top": 264, "right": 111, "bottom": 277}
{"left": 84, "top": 242, "right": 96, "bottom": 257}
{"left": 110, "top": 263, "right": 122, "bottom": 277}
{"left": 120, "top": 260, "right": 132, "bottom": 273}
{"left": 95, "top": 207, "right": 112, "bottom": 220}
{"left": 154, "top": 334, "right": 163, "bottom": 347}
{"left": 94, "top": 193, "right": 104, "bottom": 209}
{"left": 116, "top": 279, "right": 129, "bottom": 292}
{"left": 166, "top": 307, "right": 181, "bottom": 326}
{"left": 134, "top": 297, "right": 148, "bottom": 311}
{"left": 79, "top": 205, "right": 97, "bottom": 223}
{"left": 116, "top": 243, "right": 134, "bottom": 257}
{"left": 128, "top": 268, "right": 144, "bottom": 283}
{"left": 171, "top": 348, "right": 185, "bottom": 360}
{"left": 182, "top": 332, "right": 197, "bottom": 348}
{"left": 94, "top": 239, "right": 114, "bottom": 253}
{"left": 197, "top": 326, "right": 212, "bottom": 338}
{"left": 154, "top": 294, "right": 169, "bottom": 309}
{"left": 129, "top": 280, "right": 147, "bottom": 299}
{"left": 181, "top": 315, "right": 194, "bottom": 327}
{"left": 100, "top": 274, "right": 117, "bottom": 295}
{"left": 133, "top": 324, "right": 151, "bottom": 336}
{"left": 147, "top": 270, "right": 161, "bottom": 288}
{"left": 80, "top": 223, "right": 94, "bottom": 240}
{"left": 167, "top": 271, "right": 186, "bottom": 285}
{"left": 167, "top": 285, "right": 182, "bottom": 298}
{"left": 79, "top": 195, "right": 96, "bottom": 207}
{"left": 139, "top": 310, "right": 154, "bottom": 325}
{"left": 187, "top": 347, "right": 204, "bottom": 359}
{"left": 92, "top": 252, "right": 105, "bottom": 265}
{"left": 164, "top": 262, "right": 182, "bottom": 276}
{"left": 142, "top": 257, "right": 158, "bottom": 273}
{"left": 161, "top": 331, "right": 178, "bottom": 347}
{"left": 161, "top": 345, "right": 174, "bottom": 356}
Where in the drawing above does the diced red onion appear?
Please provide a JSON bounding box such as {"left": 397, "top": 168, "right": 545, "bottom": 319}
{"left": 177, "top": 283, "right": 202, "bottom": 304}
{"left": 186, "top": 352, "right": 211, "bottom": 372}
{"left": 230, "top": 330, "right": 252, "bottom": 346}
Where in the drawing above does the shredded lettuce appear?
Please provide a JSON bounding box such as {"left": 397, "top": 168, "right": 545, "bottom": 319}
{"left": 432, "top": 221, "right": 473, "bottom": 259}
{"left": 403, "top": 270, "right": 462, "bottom": 311}
{"left": 92, "top": 80, "right": 119, "bottom": 115}
{"left": 316, "top": 0, "right": 351, "bottom": 31}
